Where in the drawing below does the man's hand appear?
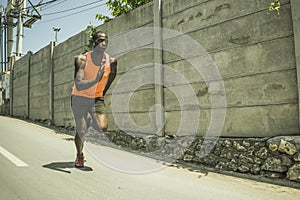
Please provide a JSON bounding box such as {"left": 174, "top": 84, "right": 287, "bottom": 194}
{"left": 74, "top": 56, "right": 106, "bottom": 91}
{"left": 96, "top": 66, "right": 105, "bottom": 82}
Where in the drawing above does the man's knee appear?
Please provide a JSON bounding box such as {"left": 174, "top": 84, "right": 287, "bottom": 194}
{"left": 101, "top": 124, "right": 107, "bottom": 132}
{"left": 76, "top": 128, "right": 87, "bottom": 138}
{"left": 93, "top": 121, "right": 107, "bottom": 132}
{"left": 93, "top": 114, "right": 108, "bottom": 132}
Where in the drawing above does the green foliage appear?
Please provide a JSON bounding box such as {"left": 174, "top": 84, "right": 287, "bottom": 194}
{"left": 94, "top": 0, "right": 282, "bottom": 22}
{"left": 95, "top": 0, "right": 153, "bottom": 22}
{"left": 89, "top": 0, "right": 282, "bottom": 49}
{"left": 95, "top": 14, "right": 110, "bottom": 22}
{"left": 83, "top": 22, "right": 96, "bottom": 53}
{"left": 269, "top": 0, "right": 281, "bottom": 14}
{"left": 86, "top": 0, "right": 152, "bottom": 51}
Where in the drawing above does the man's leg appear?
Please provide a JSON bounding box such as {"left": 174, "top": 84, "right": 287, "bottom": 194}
{"left": 74, "top": 116, "right": 87, "bottom": 155}
{"left": 88, "top": 110, "right": 108, "bottom": 132}
{"left": 94, "top": 114, "right": 108, "bottom": 132}
{"left": 71, "top": 96, "right": 90, "bottom": 167}
{"left": 74, "top": 116, "right": 87, "bottom": 168}
{"left": 89, "top": 97, "right": 108, "bottom": 132}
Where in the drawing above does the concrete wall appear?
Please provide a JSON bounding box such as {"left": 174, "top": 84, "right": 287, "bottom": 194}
{"left": 12, "top": 54, "right": 30, "bottom": 117}
{"left": 161, "top": 0, "right": 298, "bottom": 137}
{"left": 53, "top": 32, "right": 87, "bottom": 127}
{"left": 99, "top": 2, "right": 156, "bottom": 134}
{"left": 10, "top": 0, "right": 300, "bottom": 137}
{"left": 28, "top": 44, "right": 53, "bottom": 120}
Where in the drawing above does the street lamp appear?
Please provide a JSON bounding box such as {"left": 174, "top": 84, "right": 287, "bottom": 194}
{"left": 52, "top": 27, "right": 61, "bottom": 43}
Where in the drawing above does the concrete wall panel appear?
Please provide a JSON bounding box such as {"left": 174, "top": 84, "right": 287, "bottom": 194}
{"left": 10, "top": 0, "right": 299, "bottom": 137}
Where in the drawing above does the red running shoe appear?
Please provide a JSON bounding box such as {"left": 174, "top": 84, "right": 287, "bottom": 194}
{"left": 75, "top": 153, "right": 84, "bottom": 168}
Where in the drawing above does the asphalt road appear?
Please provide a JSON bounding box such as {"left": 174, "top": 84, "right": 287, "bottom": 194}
{"left": 0, "top": 116, "right": 300, "bottom": 200}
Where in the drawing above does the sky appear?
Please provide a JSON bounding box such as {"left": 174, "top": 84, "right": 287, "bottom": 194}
{"left": 1, "top": 0, "right": 111, "bottom": 54}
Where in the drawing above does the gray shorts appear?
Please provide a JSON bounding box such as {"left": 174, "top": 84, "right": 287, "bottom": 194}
{"left": 71, "top": 95, "right": 106, "bottom": 119}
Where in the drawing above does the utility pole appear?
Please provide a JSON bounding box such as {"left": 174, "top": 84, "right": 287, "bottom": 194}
{"left": 0, "top": 5, "right": 4, "bottom": 73}
{"left": 5, "top": 0, "right": 41, "bottom": 60}
{"left": 15, "top": 0, "right": 26, "bottom": 58}
{"left": 2, "top": 0, "right": 41, "bottom": 115}
{"left": 5, "top": 0, "right": 16, "bottom": 69}
{"left": 52, "top": 27, "right": 60, "bottom": 43}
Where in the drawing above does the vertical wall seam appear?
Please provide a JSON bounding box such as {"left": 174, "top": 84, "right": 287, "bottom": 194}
{"left": 50, "top": 42, "right": 55, "bottom": 125}
{"left": 27, "top": 52, "right": 32, "bottom": 119}
{"left": 154, "top": 0, "right": 165, "bottom": 136}
{"left": 9, "top": 56, "right": 15, "bottom": 116}
{"left": 290, "top": 0, "right": 300, "bottom": 129}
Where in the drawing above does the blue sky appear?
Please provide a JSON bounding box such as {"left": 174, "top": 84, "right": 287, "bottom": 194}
{"left": 1, "top": 0, "right": 111, "bottom": 54}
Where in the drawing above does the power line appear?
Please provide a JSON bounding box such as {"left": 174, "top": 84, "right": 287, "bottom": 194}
{"left": 24, "top": 0, "right": 60, "bottom": 10}
{"left": 43, "top": 0, "right": 102, "bottom": 16}
{"left": 41, "top": 0, "right": 69, "bottom": 11}
{"left": 36, "top": 2, "right": 106, "bottom": 24}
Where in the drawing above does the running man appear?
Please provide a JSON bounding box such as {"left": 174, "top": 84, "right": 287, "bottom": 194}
{"left": 71, "top": 31, "right": 117, "bottom": 168}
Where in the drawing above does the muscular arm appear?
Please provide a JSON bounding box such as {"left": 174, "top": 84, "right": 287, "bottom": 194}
{"left": 103, "top": 57, "right": 117, "bottom": 96}
{"left": 74, "top": 55, "right": 105, "bottom": 91}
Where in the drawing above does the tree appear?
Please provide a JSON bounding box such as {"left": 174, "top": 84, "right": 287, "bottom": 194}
{"left": 95, "top": 0, "right": 281, "bottom": 23}
{"left": 269, "top": 0, "right": 281, "bottom": 14}
{"left": 83, "top": 0, "right": 152, "bottom": 51}
{"left": 95, "top": 0, "right": 153, "bottom": 22}
{"left": 84, "top": 0, "right": 281, "bottom": 50}
{"left": 83, "top": 23, "right": 97, "bottom": 53}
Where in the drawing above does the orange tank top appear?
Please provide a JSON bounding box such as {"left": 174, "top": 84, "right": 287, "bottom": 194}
{"left": 72, "top": 52, "right": 111, "bottom": 98}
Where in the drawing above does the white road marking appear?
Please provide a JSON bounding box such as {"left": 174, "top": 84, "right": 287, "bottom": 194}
{"left": 0, "top": 146, "right": 28, "bottom": 167}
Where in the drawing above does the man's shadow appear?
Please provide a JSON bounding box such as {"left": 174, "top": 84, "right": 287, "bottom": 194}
{"left": 43, "top": 161, "right": 93, "bottom": 174}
